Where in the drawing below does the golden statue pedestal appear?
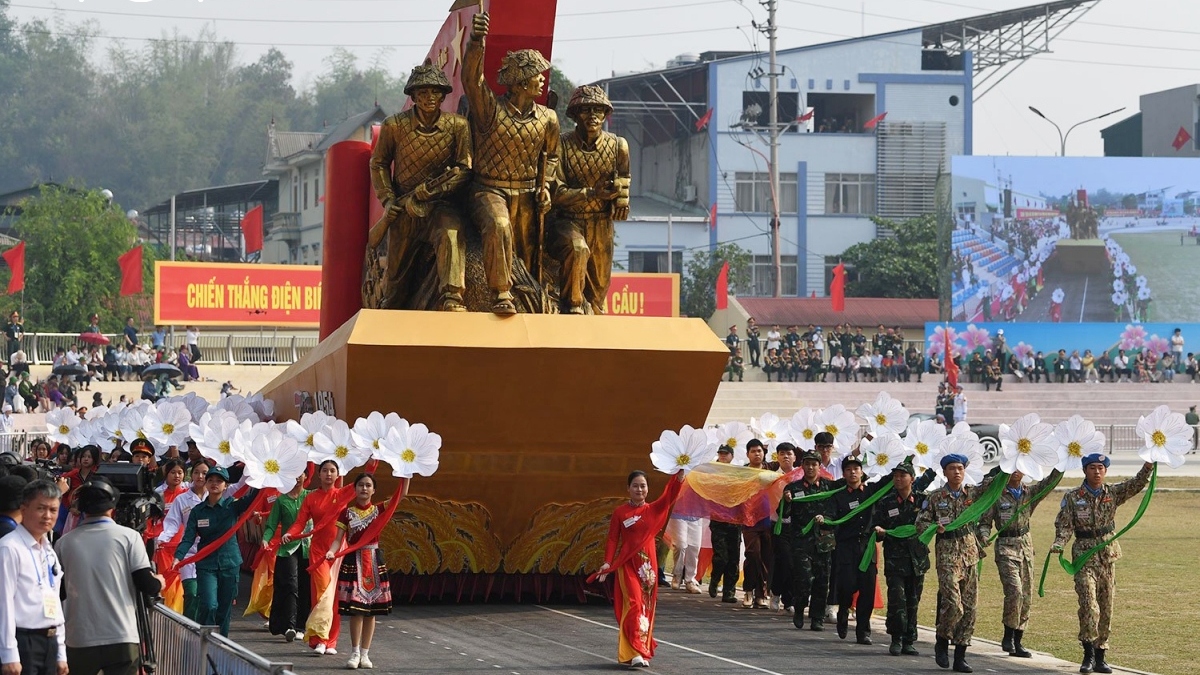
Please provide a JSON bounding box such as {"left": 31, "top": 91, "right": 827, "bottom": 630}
{"left": 1053, "top": 238, "right": 1110, "bottom": 274}
{"left": 260, "top": 309, "right": 728, "bottom": 600}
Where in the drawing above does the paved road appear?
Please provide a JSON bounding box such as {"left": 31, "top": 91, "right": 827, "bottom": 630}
{"left": 228, "top": 589, "right": 1136, "bottom": 674}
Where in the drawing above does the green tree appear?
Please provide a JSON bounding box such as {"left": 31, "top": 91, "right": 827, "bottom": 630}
{"left": 4, "top": 186, "right": 144, "bottom": 332}
{"left": 680, "top": 242, "right": 751, "bottom": 319}
{"left": 549, "top": 65, "right": 576, "bottom": 130}
{"left": 840, "top": 214, "right": 938, "bottom": 299}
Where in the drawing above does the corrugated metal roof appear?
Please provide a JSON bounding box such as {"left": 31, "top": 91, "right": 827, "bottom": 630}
{"left": 738, "top": 297, "right": 938, "bottom": 329}
{"left": 270, "top": 131, "right": 323, "bottom": 160}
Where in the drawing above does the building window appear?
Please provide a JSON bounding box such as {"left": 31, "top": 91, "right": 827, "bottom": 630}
{"left": 807, "top": 93, "right": 875, "bottom": 134}
{"left": 628, "top": 250, "right": 683, "bottom": 274}
{"left": 314, "top": 177, "right": 321, "bottom": 206}
{"left": 740, "top": 91, "right": 800, "bottom": 131}
{"left": 740, "top": 255, "right": 798, "bottom": 297}
{"left": 312, "top": 242, "right": 321, "bottom": 264}
{"left": 824, "top": 173, "right": 876, "bottom": 215}
{"left": 292, "top": 175, "right": 299, "bottom": 212}
{"left": 734, "top": 172, "right": 798, "bottom": 214}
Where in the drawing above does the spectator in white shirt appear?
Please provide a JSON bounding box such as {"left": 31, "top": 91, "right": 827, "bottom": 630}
{"left": 0, "top": 480, "right": 67, "bottom": 675}
{"left": 766, "top": 325, "right": 782, "bottom": 352}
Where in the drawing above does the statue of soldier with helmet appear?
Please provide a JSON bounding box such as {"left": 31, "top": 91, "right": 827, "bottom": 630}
{"left": 366, "top": 62, "right": 472, "bottom": 312}
{"left": 549, "top": 85, "right": 631, "bottom": 314}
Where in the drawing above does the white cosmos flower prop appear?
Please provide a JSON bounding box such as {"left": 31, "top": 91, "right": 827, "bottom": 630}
{"left": 817, "top": 405, "right": 857, "bottom": 453}
{"left": 1052, "top": 288, "right": 1065, "bottom": 304}
{"left": 45, "top": 408, "right": 83, "bottom": 446}
{"left": 96, "top": 406, "right": 127, "bottom": 451}
{"left": 285, "top": 411, "right": 331, "bottom": 456}
{"left": 377, "top": 419, "right": 442, "bottom": 478}
{"left": 241, "top": 429, "right": 307, "bottom": 490}
{"left": 311, "top": 418, "right": 372, "bottom": 474}
{"left": 171, "top": 392, "right": 213, "bottom": 424}
{"left": 789, "top": 407, "right": 823, "bottom": 451}
{"left": 246, "top": 392, "right": 276, "bottom": 422}
{"left": 190, "top": 410, "right": 243, "bottom": 468}
{"left": 708, "top": 421, "right": 752, "bottom": 464}
{"left": 212, "top": 394, "right": 258, "bottom": 423}
{"left": 118, "top": 406, "right": 152, "bottom": 449}
{"left": 750, "top": 413, "right": 791, "bottom": 450}
{"left": 650, "top": 425, "right": 718, "bottom": 476}
{"left": 861, "top": 432, "right": 905, "bottom": 477}
{"left": 903, "top": 418, "right": 947, "bottom": 473}
{"left": 1053, "top": 415, "right": 1106, "bottom": 472}
{"left": 144, "top": 401, "right": 193, "bottom": 452}
{"left": 998, "top": 413, "right": 1058, "bottom": 480}
{"left": 84, "top": 405, "right": 109, "bottom": 422}
{"left": 856, "top": 392, "right": 910, "bottom": 436}
{"left": 351, "top": 411, "right": 404, "bottom": 454}
{"left": 1135, "top": 405, "right": 1191, "bottom": 468}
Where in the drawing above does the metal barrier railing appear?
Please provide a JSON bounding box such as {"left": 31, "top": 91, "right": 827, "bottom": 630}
{"left": 16, "top": 332, "right": 319, "bottom": 367}
{"left": 0, "top": 431, "right": 48, "bottom": 458}
{"left": 150, "top": 604, "right": 296, "bottom": 675}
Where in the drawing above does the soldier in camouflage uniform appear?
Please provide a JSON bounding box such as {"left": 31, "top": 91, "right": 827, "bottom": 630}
{"left": 782, "top": 443, "right": 837, "bottom": 631}
{"left": 367, "top": 64, "right": 471, "bottom": 311}
{"left": 549, "top": 85, "right": 630, "bottom": 314}
{"left": 466, "top": 12, "right": 560, "bottom": 315}
{"left": 1052, "top": 454, "right": 1153, "bottom": 675}
{"left": 977, "top": 467, "right": 1063, "bottom": 658}
{"left": 873, "top": 460, "right": 937, "bottom": 656}
{"left": 915, "top": 453, "right": 1001, "bottom": 673}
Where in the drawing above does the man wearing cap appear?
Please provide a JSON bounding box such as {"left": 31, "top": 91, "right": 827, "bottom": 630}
{"left": 915, "top": 453, "right": 1002, "bottom": 672}
{"left": 977, "top": 466, "right": 1063, "bottom": 658}
{"left": 1051, "top": 455, "right": 1153, "bottom": 674}
{"left": 783, "top": 448, "right": 837, "bottom": 630}
{"left": 467, "top": 10, "right": 560, "bottom": 315}
{"left": 740, "top": 439, "right": 773, "bottom": 608}
{"left": 549, "top": 84, "right": 630, "bottom": 314}
{"left": 724, "top": 325, "right": 740, "bottom": 354}
{"left": 707, "top": 446, "right": 742, "bottom": 603}
{"left": 368, "top": 63, "right": 472, "bottom": 312}
{"left": 874, "top": 459, "right": 937, "bottom": 656}
{"left": 56, "top": 476, "right": 163, "bottom": 675}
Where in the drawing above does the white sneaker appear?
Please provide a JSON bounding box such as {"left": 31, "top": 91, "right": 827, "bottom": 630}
{"left": 630, "top": 655, "right": 649, "bottom": 667}
{"left": 326, "top": 648, "right": 338, "bottom": 656}
{"left": 685, "top": 580, "right": 702, "bottom": 594}
{"left": 742, "top": 595, "right": 753, "bottom": 608}
{"left": 346, "top": 653, "right": 361, "bottom": 669}
{"left": 312, "top": 644, "right": 327, "bottom": 656}
{"left": 359, "top": 655, "right": 374, "bottom": 669}
{"left": 669, "top": 578, "right": 680, "bottom": 590}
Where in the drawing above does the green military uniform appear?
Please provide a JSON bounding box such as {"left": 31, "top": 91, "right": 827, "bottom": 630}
{"left": 977, "top": 469, "right": 1062, "bottom": 655}
{"left": 177, "top": 487, "right": 259, "bottom": 636}
{"left": 1052, "top": 464, "right": 1152, "bottom": 653}
{"left": 784, "top": 476, "right": 838, "bottom": 630}
{"left": 725, "top": 354, "right": 744, "bottom": 381}
{"left": 874, "top": 467, "right": 936, "bottom": 654}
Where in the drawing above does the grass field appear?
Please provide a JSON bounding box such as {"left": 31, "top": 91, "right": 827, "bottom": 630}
{"left": 1110, "top": 231, "right": 1200, "bottom": 322}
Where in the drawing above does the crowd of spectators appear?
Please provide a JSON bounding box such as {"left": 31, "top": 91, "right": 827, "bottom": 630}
{"left": 725, "top": 322, "right": 926, "bottom": 384}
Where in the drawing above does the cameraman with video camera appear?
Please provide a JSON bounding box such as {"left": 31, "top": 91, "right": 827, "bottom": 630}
{"left": 55, "top": 476, "right": 163, "bottom": 675}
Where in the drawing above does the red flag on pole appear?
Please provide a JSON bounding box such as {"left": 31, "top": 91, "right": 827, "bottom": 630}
{"left": 797, "top": 109, "right": 815, "bottom": 123}
{"left": 709, "top": 203, "right": 717, "bottom": 229}
{"left": 695, "top": 108, "right": 714, "bottom": 132}
{"left": 1172, "top": 126, "right": 1192, "bottom": 151}
{"left": 945, "top": 329, "right": 959, "bottom": 390}
{"left": 1, "top": 241, "right": 24, "bottom": 295}
{"left": 118, "top": 245, "right": 143, "bottom": 296}
{"left": 241, "top": 205, "right": 264, "bottom": 254}
{"left": 830, "top": 262, "right": 845, "bottom": 312}
{"left": 864, "top": 112, "right": 888, "bottom": 129}
{"left": 715, "top": 261, "right": 729, "bottom": 310}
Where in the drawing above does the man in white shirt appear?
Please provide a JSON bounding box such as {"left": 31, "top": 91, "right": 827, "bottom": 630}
{"left": 0, "top": 479, "right": 67, "bottom": 675}
{"left": 157, "top": 462, "right": 209, "bottom": 620}
{"left": 63, "top": 346, "right": 81, "bottom": 367}
{"left": 766, "top": 325, "right": 782, "bottom": 353}
{"left": 953, "top": 386, "right": 968, "bottom": 424}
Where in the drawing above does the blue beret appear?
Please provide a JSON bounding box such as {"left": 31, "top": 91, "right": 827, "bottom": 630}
{"left": 1081, "top": 453, "right": 1110, "bottom": 469}
{"left": 940, "top": 453, "right": 969, "bottom": 469}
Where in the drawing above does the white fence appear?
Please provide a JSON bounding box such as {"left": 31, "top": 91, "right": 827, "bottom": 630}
{"left": 16, "top": 332, "right": 319, "bottom": 367}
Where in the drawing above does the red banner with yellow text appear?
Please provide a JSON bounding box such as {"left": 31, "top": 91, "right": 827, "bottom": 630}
{"left": 604, "top": 273, "right": 679, "bottom": 317}
{"left": 154, "top": 262, "right": 322, "bottom": 327}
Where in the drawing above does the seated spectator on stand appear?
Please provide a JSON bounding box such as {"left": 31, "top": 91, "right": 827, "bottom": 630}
{"left": 1097, "top": 352, "right": 1114, "bottom": 382}
{"left": 856, "top": 353, "right": 875, "bottom": 382}
{"left": 1134, "top": 353, "right": 1150, "bottom": 383}
{"left": 1068, "top": 350, "right": 1083, "bottom": 383}
{"left": 829, "top": 352, "right": 850, "bottom": 382}
{"left": 1114, "top": 350, "right": 1131, "bottom": 382}
{"left": 805, "top": 349, "right": 825, "bottom": 382}
{"left": 725, "top": 348, "right": 745, "bottom": 382}
{"left": 1053, "top": 349, "right": 1069, "bottom": 383}
{"left": 870, "top": 350, "right": 883, "bottom": 382}
{"left": 984, "top": 360, "right": 1004, "bottom": 391}
{"left": 1187, "top": 353, "right": 1198, "bottom": 383}
{"left": 968, "top": 353, "right": 983, "bottom": 383}
{"left": 177, "top": 346, "right": 200, "bottom": 382}
{"left": 8, "top": 348, "right": 28, "bottom": 377}
{"left": 1160, "top": 353, "right": 1175, "bottom": 382}
{"left": 1144, "top": 351, "right": 1159, "bottom": 382}
{"left": 116, "top": 347, "right": 133, "bottom": 381}
{"left": 140, "top": 377, "right": 159, "bottom": 403}
{"left": 1017, "top": 351, "right": 1034, "bottom": 382}
{"left": 763, "top": 350, "right": 780, "bottom": 382}
{"left": 904, "top": 347, "right": 921, "bottom": 382}
{"left": 1082, "top": 349, "right": 1098, "bottom": 383}
{"left": 928, "top": 352, "right": 944, "bottom": 375}
{"left": 103, "top": 346, "right": 119, "bottom": 381}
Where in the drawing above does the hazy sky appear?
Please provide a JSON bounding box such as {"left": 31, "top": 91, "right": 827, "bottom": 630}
{"left": 8, "top": 0, "right": 1200, "bottom": 157}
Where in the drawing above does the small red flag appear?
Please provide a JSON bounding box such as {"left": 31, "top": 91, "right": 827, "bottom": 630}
{"left": 864, "top": 112, "right": 888, "bottom": 130}
{"left": 242, "top": 205, "right": 264, "bottom": 254}
{"left": 1, "top": 242, "right": 24, "bottom": 295}
{"left": 715, "top": 261, "right": 729, "bottom": 310}
{"left": 797, "top": 109, "right": 814, "bottom": 123}
{"left": 709, "top": 203, "right": 717, "bottom": 228}
{"left": 945, "top": 334, "right": 959, "bottom": 390}
{"left": 118, "top": 245, "right": 143, "bottom": 296}
{"left": 696, "top": 108, "right": 714, "bottom": 132}
{"left": 1172, "top": 126, "right": 1192, "bottom": 151}
{"left": 830, "top": 262, "right": 845, "bottom": 312}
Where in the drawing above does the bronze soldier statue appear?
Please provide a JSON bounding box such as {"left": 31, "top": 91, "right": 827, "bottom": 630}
{"left": 464, "top": 10, "right": 560, "bottom": 315}
{"left": 549, "top": 86, "right": 630, "bottom": 314}
{"left": 366, "top": 63, "right": 472, "bottom": 311}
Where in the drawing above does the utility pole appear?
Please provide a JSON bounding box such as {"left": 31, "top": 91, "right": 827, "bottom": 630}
{"left": 766, "top": 0, "right": 782, "bottom": 297}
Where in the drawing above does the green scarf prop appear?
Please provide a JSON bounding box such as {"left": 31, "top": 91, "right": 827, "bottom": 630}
{"left": 799, "top": 482, "right": 893, "bottom": 536}
{"left": 974, "top": 472, "right": 1064, "bottom": 574}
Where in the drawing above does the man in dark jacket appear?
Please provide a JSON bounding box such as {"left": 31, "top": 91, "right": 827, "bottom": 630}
{"left": 873, "top": 460, "right": 937, "bottom": 655}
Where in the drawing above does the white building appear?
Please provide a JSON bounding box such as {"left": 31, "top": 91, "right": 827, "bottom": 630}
{"left": 597, "top": 1, "right": 1094, "bottom": 297}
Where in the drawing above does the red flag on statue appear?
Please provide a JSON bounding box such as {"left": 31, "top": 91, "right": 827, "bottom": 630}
{"left": 696, "top": 108, "right": 714, "bottom": 132}
{"left": 830, "top": 262, "right": 845, "bottom": 312}
{"left": 715, "top": 261, "right": 729, "bottom": 310}
{"left": 1, "top": 241, "right": 24, "bottom": 295}
{"left": 241, "top": 205, "right": 264, "bottom": 254}
{"left": 1172, "top": 126, "right": 1192, "bottom": 151}
{"left": 118, "top": 245, "right": 143, "bottom": 296}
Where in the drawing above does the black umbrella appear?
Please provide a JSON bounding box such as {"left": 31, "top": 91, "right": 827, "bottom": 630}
{"left": 51, "top": 363, "right": 87, "bottom": 377}
{"left": 142, "top": 363, "right": 182, "bottom": 381}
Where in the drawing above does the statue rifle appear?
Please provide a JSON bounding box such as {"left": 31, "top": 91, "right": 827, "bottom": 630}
{"left": 534, "top": 149, "right": 548, "bottom": 287}
{"left": 367, "top": 167, "right": 458, "bottom": 249}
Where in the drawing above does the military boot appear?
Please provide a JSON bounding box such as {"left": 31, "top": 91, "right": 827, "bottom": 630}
{"left": 889, "top": 635, "right": 902, "bottom": 656}
{"left": 1080, "top": 641, "right": 1095, "bottom": 674}
{"left": 901, "top": 640, "right": 920, "bottom": 656}
{"left": 1093, "top": 648, "right": 1112, "bottom": 674}
{"left": 935, "top": 637, "right": 950, "bottom": 669}
{"left": 1011, "top": 630, "right": 1032, "bottom": 658}
{"left": 952, "top": 645, "right": 973, "bottom": 673}
{"left": 1001, "top": 626, "right": 1014, "bottom": 654}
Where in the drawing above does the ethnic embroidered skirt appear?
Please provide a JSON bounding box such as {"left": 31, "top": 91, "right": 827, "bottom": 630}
{"left": 336, "top": 545, "right": 392, "bottom": 616}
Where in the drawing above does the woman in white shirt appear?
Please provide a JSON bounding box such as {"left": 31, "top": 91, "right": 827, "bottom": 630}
{"left": 185, "top": 326, "right": 201, "bottom": 362}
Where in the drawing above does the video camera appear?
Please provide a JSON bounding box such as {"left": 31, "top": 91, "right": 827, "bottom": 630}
{"left": 92, "top": 463, "right": 165, "bottom": 533}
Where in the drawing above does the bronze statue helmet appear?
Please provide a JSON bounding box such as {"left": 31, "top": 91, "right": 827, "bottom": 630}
{"left": 566, "top": 85, "right": 613, "bottom": 117}
{"left": 497, "top": 49, "right": 551, "bottom": 87}
{"left": 404, "top": 62, "right": 454, "bottom": 96}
